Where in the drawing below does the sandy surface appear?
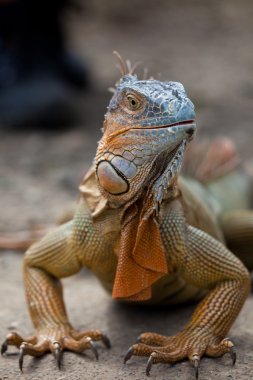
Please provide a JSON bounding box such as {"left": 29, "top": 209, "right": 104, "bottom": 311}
{"left": 0, "top": 0, "right": 253, "bottom": 379}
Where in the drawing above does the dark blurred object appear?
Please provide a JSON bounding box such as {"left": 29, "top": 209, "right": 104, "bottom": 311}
{"left": 0, "top": 0, "right": 89, "bottom": 127}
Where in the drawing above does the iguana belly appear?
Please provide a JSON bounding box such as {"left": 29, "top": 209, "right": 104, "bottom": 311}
{"left": 139, "top": 273, "right": 207, "bottom": 305}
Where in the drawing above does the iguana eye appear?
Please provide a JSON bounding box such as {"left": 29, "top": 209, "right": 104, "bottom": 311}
{"left": 126, "top": 94, "right": 141, "bottom": 111}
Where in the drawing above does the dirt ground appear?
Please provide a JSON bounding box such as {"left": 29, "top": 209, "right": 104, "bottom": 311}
{"left": 0, "top": 1, "right": 253, "bottom": 379}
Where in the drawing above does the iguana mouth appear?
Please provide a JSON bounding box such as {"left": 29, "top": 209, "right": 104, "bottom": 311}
{"left": 168, "top": 119, "right": 195, "bottom": 127}
{"left": 141, "top": 119, "right": 195, "bottom": 130}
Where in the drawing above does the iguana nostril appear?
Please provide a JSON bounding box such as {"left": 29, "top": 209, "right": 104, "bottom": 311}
{"left": 186, "top": 126, "right": 195, "bottom": 137}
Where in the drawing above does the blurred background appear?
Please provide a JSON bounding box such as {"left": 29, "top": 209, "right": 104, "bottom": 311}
{"left": 0, "top": 0, "right": 253, "bottom": 231}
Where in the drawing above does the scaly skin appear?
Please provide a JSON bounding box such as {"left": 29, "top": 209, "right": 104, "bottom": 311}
{"left": 2, "top": 67, "right": 252, "bottom": 379}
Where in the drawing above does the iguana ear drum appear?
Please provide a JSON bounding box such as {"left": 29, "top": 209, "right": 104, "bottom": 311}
{"left": 96, "top": 160, "right": 129, "bottom": 195}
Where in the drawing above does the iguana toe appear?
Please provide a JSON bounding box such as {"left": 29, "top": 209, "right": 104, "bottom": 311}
{"left": 137, "top": 332, "right": 175, "bottom": 346}
{"left": 1, "top": 331, "right": 37, "bottom": 354}
{"left": 18, "top": 341, "right": 49, "bottom": 372}
{"left": 2, "top": 327, "right": 109, "bottom": 372}
{"left": 124, "top": 332, "right": 237, "bottom": 379}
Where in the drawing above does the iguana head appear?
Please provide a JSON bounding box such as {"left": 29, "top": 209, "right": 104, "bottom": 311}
{"left": 95, "top": 74, "right": 196, "bottom": 208}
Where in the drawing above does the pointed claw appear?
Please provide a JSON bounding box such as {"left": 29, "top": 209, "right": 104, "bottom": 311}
{"left": 56, "top": 350, "right": 61, "bottom": 370}
{"left": 101, "top": 334, "right": 111, "bottom": 349}
{"left": 136, "top": 335, "right": 142, "bottom": 343}
{"left": 146, "top": 353, "right": 154, "bottom": 376}
{"left": 89, "top": 340, "right": 99, "bottom": 360}
{"left": 124, "top": 346, "right": 134, "bottom": 364}
{"left": 19, "top": 343, "right": 25, "bottom": 373}
{"left": 1, "top": 340, "right": 7, "bottom": 355}
{"left": 53, "top": 341, "right": 62, "bottom": 369}
{"left": 194, "top": 358, "right": 199, "bottom": 380}
{"left": 230, "top": 345, "right": 236, "bottom": 366}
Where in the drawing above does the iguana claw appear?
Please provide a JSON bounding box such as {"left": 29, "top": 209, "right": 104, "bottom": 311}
{"left": 1, "top": 340, "right": 7, "bottom": 355}
{"left": 53, "top": 341, "right": 62, "bottom": 369}
{"left": 193, "top": 356, "right": 199, "bottom": 380}
{"left": 124, "top": 346, "right": 134, "bottom": 363}
{"left": 89, "top": 339, "right": 99, "bottom": 360}
{"left": 146, "top": 353, "right": 154, "bottom": 376}
{"left": 101, "top": 334, "right": 111, "bottom": 349}
{"left": 230, "top": 345, "right": 236, "bottom": 365}
{"left": 19, "top": 343, "right": 25, "bottom": 372}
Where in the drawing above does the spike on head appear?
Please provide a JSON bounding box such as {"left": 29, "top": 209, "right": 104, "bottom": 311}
{"left": 113, "top": 51, "right": 141, "bottom": 77}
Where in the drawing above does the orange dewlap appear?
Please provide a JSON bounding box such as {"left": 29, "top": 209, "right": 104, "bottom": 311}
{"left": 112, "top": 203, "right": 168, "bottom": 301}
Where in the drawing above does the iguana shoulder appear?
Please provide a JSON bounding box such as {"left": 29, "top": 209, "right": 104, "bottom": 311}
{"left": 178, "top": 176, "right": 224, "bottom": 242}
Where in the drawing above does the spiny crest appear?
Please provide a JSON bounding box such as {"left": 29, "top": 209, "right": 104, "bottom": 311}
{"left": 109, "top": 51, "right": 154, "bottom": 94}
{"left": 113, "top": 51, "right": 142, "bottom": 77}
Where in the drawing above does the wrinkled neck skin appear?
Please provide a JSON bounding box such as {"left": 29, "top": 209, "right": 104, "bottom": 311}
{"left": 95, "top": 116, "right": 188, "bottom": 216}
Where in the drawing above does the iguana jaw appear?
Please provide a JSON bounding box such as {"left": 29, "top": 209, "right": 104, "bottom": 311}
{"left": 95, "top": 128, "right": 190, "bottom": 208}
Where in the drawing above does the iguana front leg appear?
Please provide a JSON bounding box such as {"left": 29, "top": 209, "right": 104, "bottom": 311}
{"left": 125, "top": 200, "right": 250, "bottom": 378}
{"left": 1, "top": 220, "right": 110, "bottom": 371}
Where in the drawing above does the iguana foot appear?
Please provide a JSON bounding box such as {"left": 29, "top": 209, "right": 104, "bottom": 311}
{"left": 124, "top": 331, "right": 236, "bottom": 379}
{"left": 1, "top": 327, "right": 110, "bottom": 372}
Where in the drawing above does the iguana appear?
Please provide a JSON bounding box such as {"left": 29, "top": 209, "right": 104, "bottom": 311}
{"left": 1, "top": 56, "right": 252, "bottom": 380}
